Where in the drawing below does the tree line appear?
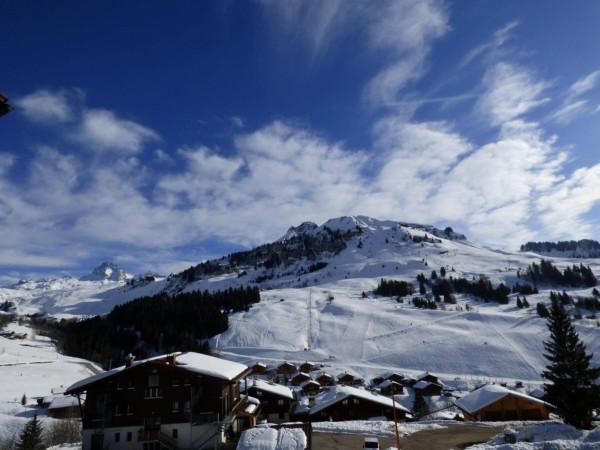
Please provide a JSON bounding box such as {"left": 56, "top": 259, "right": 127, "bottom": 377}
{"left": 375, "top": 279, "right": 415, "bottom": 297}
{"left": 523, "top": 260, "right": 596, "bottom": 287}
{"left": 34, "top": 286, "right": 260, "bottom": 369}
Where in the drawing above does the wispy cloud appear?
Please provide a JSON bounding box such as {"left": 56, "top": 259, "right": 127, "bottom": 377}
{"left": 476, "top": 62, "right": 550, "bottom": 126}
{"left": 550, "top": 99, "right": 588, "bottom": 124}
{"left": 569, "top": 69, "right": 600, "bottom": 98}
{"left": 458, "top": 20, "right": 519, "bottom": 69}
{"left": 72, "top": 109, "right": 159, "bottom": 154}
{"left": 15, "top": 89, "right": 78, "bottom": 124}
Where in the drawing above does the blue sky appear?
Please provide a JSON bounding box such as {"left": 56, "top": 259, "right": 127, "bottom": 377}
{"left": 2, "top": 1, "right": 600, "bottom": 281}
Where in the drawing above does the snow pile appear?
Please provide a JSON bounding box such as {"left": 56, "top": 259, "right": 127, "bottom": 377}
{"left": 312, "top": 420, "right": 446, "bottom": 437}
{"left": 468, "top": 422, "right": 600, "bottom": 449}
{"left": 46, "top": 445, "right": 81, "bottom": 450}
{"left": 237, "top": 425, "right": 306, "bottom": 450}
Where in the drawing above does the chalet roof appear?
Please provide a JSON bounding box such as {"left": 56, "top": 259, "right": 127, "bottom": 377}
{"left": 300, "top": 380, "right": 320, "bottom": 388}
{"left": 292, "top": 372, "right": 311, "bottom": 379}
{"left": 377, "top": 379, "right": 403, "bottom": 389}
{"left": 245, "top": 378, "right": 294, "bottom": 400}
{"left": 66, "top": 352, "right": 247, "bottom": 394}
{"left": 417, "top": 371, "right": 440, "bottom": 381}
{"left": 309, "top": 385, "right": 410, "bottom": 416}
{"left": 175, "top": 352, "right": 247, "bottom": 381}
{"left": 413, "top": 380, "right": 441, "bottom": 390}
{"left": 455, "top": 384, "right": 550, "bottom": 415}
{"left": 48, "top": 395, "right": 79, "bottom": 410}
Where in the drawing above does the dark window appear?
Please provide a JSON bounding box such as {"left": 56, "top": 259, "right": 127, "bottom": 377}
{"left": 172, "top": 401, "right": 179, "bottom": 412}
{"left": 172, "top": 378, "right": 180, "bottom": 387}
{"left": 172, "top": 429, "right": 178, "bottom": 439}
{"left": 145, "top": 387, "right": 162, "bottom": 398}
{"left": 148, "top": 375, "right": 159, "bottom": 387}
{"left": 126, "top": 432, "right": 132, "bottom": 442}
{"left": 115, "top": 432, "right": 120, "bottom": 443}
{"left": 128, "top": 379, "right": 135, "bottom": 390}
{"left": 114, "top": 404, "right": 122, "bottom": 416}
{"left": 127, "top": 403, "right": 133, "bottom": 415}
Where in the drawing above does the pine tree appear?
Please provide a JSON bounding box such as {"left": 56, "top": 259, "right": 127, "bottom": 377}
{"left": 21, "top": 393, "right": 27, "bottom": 406}
{"left": 543, "top": 299, "right": 600, "bottom": 429}
{"left": 15, "top": 415, "right": 44, "bottom": 450}
{"left": 413, "top": 392, "right": 429, "bottom": 418}
{"left": 516, "top": 297, "right": 523, "bottom": 308}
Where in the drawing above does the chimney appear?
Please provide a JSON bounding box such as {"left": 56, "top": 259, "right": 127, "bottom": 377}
{"left": 166, "top": 354, "right": 177, "bottom": 365}
{"left": 125, "top": 353, "right": 135, "bottom": 368}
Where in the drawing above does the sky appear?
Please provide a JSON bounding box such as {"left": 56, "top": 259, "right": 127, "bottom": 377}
{"left": 2, "top": 0, "right": 600, "bottom": 282}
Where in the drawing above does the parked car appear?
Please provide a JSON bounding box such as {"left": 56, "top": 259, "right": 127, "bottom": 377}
{"left": 364, "top": 437, "right": 379, "bottom": 449}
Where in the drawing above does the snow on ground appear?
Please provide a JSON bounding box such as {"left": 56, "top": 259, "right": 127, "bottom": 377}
{"left": 312, "top": 420, "right": 446, "bottom": 437}
{"left": 0, "top": 321, "right": 96, "bottom": 440}
{"left": 467, "top": 422, "right": 600, "bottom": 449}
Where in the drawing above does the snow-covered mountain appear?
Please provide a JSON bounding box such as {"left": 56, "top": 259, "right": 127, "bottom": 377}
{"left": 2, "top": 216, "right": 600, "bottom": 382}
{"left": 79, "top": 261, "right": 132, "bottom": 282}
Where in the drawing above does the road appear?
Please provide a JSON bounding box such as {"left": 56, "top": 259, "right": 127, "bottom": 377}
{"left": 313, "top": 424, "right": 504, "bottom": 450}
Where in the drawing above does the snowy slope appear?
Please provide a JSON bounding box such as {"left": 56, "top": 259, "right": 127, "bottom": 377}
{"left": 0, "top": 321, "right": 97, "bottom": 440}
{"left": 2, "top": 216, "right": 600, "bottom": 383}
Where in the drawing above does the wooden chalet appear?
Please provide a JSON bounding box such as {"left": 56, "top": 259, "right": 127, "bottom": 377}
{"left": 413, "top": 380, "right": 443, "bottom": 396}
{"left": 249, "top": 362, "right": 268, "bottom": 375}
{"left": 300, "top": 380, "right": 321, "bottom": 396}
{"left": 378, "top": 379, "right": 404, "bottom": 396}
{"left": 456, "top": 384, "right": 551, "bottom": 421}
{"left": 244, "top": 378, "right": 294, "bottom": 423}
{"left": 47, "top": 395, "right": 80, "bottom": 419}
{"left": 65, "top": 352, "right": 256, "bottom": 450}
{"left": 276, "top": 361, "right": 296, "bottom": 375}
{"left": 309, "top": 385, "right": 410, "bottom": 422}
{"left": 336, "top": 371, "right": 363, "bottom": 386}
{"left": 298, "top": 361, "right": 317, "bottom": 373}
{"left": 417, "top": 372, "right": 441, "bottom": 385}
{"left": 316, "top": 372, "right": 334, "bottom": 387}
{"left": 290, "top": 372, "right": 312, "bottom": 386}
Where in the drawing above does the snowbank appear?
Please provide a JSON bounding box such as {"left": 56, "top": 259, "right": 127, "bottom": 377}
{"left": 237, "top": 426, "right": 307, "bottom": 450}
{"left": 312, "top": 420, "right": 446, "bottom": 437}
{"left": 468, "top": 422, "right": 600, "bottom": 449}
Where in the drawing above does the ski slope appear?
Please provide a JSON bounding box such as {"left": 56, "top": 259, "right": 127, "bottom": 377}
{"left": 2, "top": 216, "right": 600, "bottom": 383}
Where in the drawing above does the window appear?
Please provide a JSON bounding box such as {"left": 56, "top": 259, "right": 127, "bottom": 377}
{"left": 126, "top": 432, "right": 132, "bottom": 442}
{"left": 128, "top": 379, "right": 135, "bottom": 390}
{"left": 342, "top": 399, "right": 348, "bottom": 405}
{"left": 184, "top": 400, "right": 191, "bottom": 413}
{"left": 353, "top": 398, "right": 360, "bottom": 405}
{"left": 172, "top": 401, "right": 179, "bottom": 412}
{"left": 127, "top": 404, "right": 133, "bottom": 415}
{"left": 115, "top": 432, "right": 120, "bottom": 443}
{"left": 172, "top": 378, "right": 180, "bottom": 387}
{"left": 144, "top": 387, "right": 162, "bottom": 399}
{"left": 172, "top": 429, "right": 178, "bottom": 439}
{"left": 277, "top": 399, "right": 285, "bottom": 406}
{"left": 255, "top": 391, "right": 262, "bottom": 397}
{"left": 116, "top": 381, "right": 123, "bottom": 390}
{"left": 114, "top": 404, "right": 122, "bottom": 416}
{"left": 148, "top": 375, "right": 159, "bottom": 387}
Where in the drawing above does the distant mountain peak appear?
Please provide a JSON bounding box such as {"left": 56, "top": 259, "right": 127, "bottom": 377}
{"left": 79, "top": 262, "right": 132, "bottom": 282}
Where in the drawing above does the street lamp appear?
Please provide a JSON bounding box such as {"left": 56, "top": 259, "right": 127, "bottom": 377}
{"left": 0, "top": 93, "right": 13, "bottom": 117}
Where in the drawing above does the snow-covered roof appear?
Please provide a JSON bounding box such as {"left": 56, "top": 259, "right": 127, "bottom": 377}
{"left": 66, "top": 352, "right": 247, "bottom": 393}
{"left": 246, "top": 378, "right": 294, "bottom": 400}
{"left": 413, "top": 380, "right": 440, "bottom": 390}
{"left": 455, "top": 384, "right": 549, "bottom": 415}
{"left": 244, "top": 396, "right": 260, "bottom": 415}
{"left": 48, "top": 395, "right": 79, "bottom": 410}
{"left": 378, "top": 379, "right": 402, "bottom": 389}
{"left": 175, "top": 352, "right": 248, "bottom": 381}
{"left": 309, "top": 385, "right": 410, "bottom": 415}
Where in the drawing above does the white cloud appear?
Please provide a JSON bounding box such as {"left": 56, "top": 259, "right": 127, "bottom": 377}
{"left": 476, "top": 62, "right": 550, "bottom": 126}
{"left": 569, "top": 70, "right": 600, "bottom": 98}
{"left": 550, "top": 99, "right": 588, "bottom": 124}
{"left": 458, "top": 20, "right": 519, "bottom": 69}
{"left": 73, "top": 109, "right": 159, "bottom": 153}
{"left": 16, "top": 89, "right": 75, "bottom": 124}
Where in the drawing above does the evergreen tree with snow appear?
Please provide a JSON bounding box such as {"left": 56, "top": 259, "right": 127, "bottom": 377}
{"left": 516, "top": 297, "right": 523, "bottom": 308}
{"left": 543, "top": 299, "right": 600, "bottom": 429}
{"left": 20, "top": 393, "right": 27, "bottom": 406}
{"left": 15, "top": 415, "right": 43, "bottom": 450}
{"left": 413, "top": 392, "right": 429, "bottom": 418}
